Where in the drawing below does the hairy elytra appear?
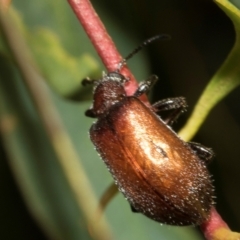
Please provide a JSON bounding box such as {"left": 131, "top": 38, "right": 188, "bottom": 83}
{"left": 83, "top": 35, "right": 215, "bottom": 226}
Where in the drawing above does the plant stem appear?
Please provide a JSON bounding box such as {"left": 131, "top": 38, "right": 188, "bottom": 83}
{"left": 67, "top": 0, "right": 240, "bottom": 239}
{"left": 67, "top": 0, "right": 150, "bottom": 101}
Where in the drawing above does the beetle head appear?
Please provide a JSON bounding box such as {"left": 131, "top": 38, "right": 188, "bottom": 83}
{"left": 86, "top": 34, "right": 171, "bottom": 118}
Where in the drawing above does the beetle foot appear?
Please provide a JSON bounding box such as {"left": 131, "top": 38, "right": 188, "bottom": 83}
{"left": 152, "top": 97, "right": 188, "bottom": 125}
{"left": 130, "top": 204, "right": 139, "bottom": 213}
{"left": 133, "top": 75, "right": 158, "bottom": 97}
{"left": 188, "top": 142, "right": 214, "bottom": 164}
{"left": 82, "top": 77, "right": 97, "bottom": 86}
{"left": 85, "top": 108, "right": 97, "bottom": 118}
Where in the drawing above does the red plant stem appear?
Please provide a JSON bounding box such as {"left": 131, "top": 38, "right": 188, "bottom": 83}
{"left": 68, "top": 0, "right": 120, "bottom": 72}
{"left": 67, "top": 1, "right": 231, "bottom": 239}
{"left": 67, "top": 0, "right": 146, "bottom": 99}
{"left": 200, "top": 207, "right": 229, "bottom": 240}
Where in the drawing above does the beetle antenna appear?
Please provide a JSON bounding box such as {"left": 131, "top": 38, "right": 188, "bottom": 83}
{"left": 117, "top": 34, "right": 171, "bottom": 71}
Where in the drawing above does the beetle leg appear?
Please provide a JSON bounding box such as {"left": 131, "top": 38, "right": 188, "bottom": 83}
{"left": 85, "top": 108, "right": 97, "bottom": 118}
{"left": 152, "top": 97, "right": 188, "bottom": 125}
{"left": 152, "top": 97, "right": 187, "bottom": 112}
{"left": 130, "top": 204, "right": 139, "bottom": 213}
{"left": 133, "top": 75, "right": 158, "bottom": 97}
{"left": 82, "top": 77, "right": 97, "bottom": 86}
{"left": 82, "top": 78, "right": 98, "bottom": 117}
{"left": 188, "top": 142, "right": 214, "bottom": 164}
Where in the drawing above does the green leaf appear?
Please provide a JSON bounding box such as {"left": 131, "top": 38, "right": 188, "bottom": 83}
{"left": 0, "top": 7, "right": 112, "bottom": 240}
{"left": 0, "top": 54, "right": 92, "bottom": 240}
{"left": 4, "top": 7, "right": 100, "bottom": 100}
{"left": 29, "top": 28, "right": 100, "bottom": 99}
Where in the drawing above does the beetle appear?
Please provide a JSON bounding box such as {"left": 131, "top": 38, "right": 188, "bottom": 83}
{"left": 83, "top": 35, "right": 214, "bottom": 226}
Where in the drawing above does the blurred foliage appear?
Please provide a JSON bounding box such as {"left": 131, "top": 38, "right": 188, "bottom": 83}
{"left": 0, "top": 0, "right": 240, "bottom": 240}
{"left": 29, "top": 28, "right": 100, "bottom": 99}
{"left": 179, "top": 0, "right": 240, "bottom": 140}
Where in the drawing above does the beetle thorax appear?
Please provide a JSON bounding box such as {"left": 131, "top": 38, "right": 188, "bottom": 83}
{"left": 92, "top": 73, "right": 127, "bottom": 117}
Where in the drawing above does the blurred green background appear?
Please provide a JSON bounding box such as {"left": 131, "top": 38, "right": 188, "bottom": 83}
{"left": 0, "top": 0, "right": 240, "bottom": 239}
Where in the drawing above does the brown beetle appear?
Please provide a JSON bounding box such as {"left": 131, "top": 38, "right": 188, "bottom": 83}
{"left": 83, "top": 35, "right": 214, "bottom": 226}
